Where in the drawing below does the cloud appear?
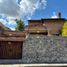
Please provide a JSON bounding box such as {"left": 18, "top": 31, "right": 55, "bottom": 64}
{"left": 0, "top": 18, "right": 7, "bottom": 25}
{"left": 0, "top": 0, "right": 47, "bottom": 18}
{"left": 0, "top": 16, "right": 16, "bottom": 30}
{"left": 20, "top": 0, "right": 47, "bottom": 19}
{"left": 0, "top": 0, "right": 20, "bottom": 17}
{"left": 51, "top": 12, "right": 58, "bottom": 18}
{"left": 10, "top": 28, "right": 15, "bottom": 30}
{"left": 0, "top": 0, "right": 47, "bottom": 30}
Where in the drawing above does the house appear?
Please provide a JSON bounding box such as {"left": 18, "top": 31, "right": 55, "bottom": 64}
{"left": 26, "top": 12, "right": 66, "bottom": 36}
{"left": 0, "top": 12, "right": 66, "bottom": 59}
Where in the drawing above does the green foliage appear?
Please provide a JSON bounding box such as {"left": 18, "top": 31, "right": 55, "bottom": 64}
{"left": 62, "top": 21, "right": 67, "bottom": 36}
{"left": 15, "top": 19, "right": 25, "bottom": 31}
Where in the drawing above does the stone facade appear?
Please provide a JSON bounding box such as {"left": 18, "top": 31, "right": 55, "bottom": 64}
{"left": 22, "top": 34, "right": 67, "bottom": 63}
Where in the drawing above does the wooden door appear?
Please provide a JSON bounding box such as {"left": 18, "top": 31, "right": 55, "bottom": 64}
{"left": 0, "top": 41, "right": 22, "bottom": 59}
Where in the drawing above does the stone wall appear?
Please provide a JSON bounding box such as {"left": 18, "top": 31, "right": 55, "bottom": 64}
{"left": 22, "top": 34, "right": 67, "bottom": 63}
{"left": 0, "top": 34, "right": 67, "bottom": 64}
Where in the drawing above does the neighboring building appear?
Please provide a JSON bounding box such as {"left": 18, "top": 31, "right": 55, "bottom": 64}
{"left": 26, "top": 12, "right": 66, "bottom": 36}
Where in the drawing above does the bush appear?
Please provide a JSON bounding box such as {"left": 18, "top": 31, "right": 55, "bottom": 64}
{"left": 62, "top": 21, "right": 67, "bottom": 36}
{"left": 15, "top": 19, "right": 25, "bottom": 31}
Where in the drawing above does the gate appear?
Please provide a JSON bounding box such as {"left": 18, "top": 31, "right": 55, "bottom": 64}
{"left": 0, "top": 41, "right": 22, "bottom": 59}
{"left": 0, "top": 31, "right": 26, "bottom": 59}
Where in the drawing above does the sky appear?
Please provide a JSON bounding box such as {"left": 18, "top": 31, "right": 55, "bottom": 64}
{"left": 0, "top": 0, "right": 67, "bottom": 30}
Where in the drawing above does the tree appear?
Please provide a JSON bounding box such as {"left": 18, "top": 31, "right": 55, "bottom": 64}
{"left": 15, "top": 19, "right": 25, "bottom": 31}
{"left": 62, "top": 21, "right": 67, "bottom": 36}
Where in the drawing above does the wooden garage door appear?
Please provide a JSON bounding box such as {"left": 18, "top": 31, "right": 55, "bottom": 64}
{"left": 0, "top": 41, "right": 22, "bottom": 59}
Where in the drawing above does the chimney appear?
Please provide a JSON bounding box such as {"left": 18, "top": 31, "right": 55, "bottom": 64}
{"left": 57, "top": 12, "right": 61, "bottom": 18}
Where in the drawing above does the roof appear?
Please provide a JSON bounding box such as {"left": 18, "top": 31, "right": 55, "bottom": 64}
{"left": 28, "top": 18, "right": 66, "bottom": 23}
{"left": 42, "top": 18, "right": 66, "bottom": 21}
{"left": 0, "top": 30, "right": 27, "bottom": 42}
{"left": 0, "top": 37, "right": 25, "bottom": 41}
{"left": 0, "top": 22, "right": 11, "bottom": 31}
{"left": 28, "top": 20, "right": 41, "bottom": 22}
{"left": 3, "top": 31, "right": 26, "bottom": 37}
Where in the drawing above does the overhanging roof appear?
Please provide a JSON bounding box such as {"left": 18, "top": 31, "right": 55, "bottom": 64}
{"left": 28, "top": 18, "right": 66, "bottom": 23}
{"left": 42, "top": 18, "right": 66, "bottom": 21}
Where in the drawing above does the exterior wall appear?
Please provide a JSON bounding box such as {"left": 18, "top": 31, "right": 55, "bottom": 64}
{"left": 28, "top": 26, "right": 47, "bottom": 34}
{"left": 28, "top": 19, "right": 65, "bottom": 35}
{"left": 28, "top": 20, "right": 47, "bottom": 34}
{"left": 28, "top": 20, "right": 42, "bottom": 27}
{"left": 43, "top": 20, "right": 65, "bottom": 35}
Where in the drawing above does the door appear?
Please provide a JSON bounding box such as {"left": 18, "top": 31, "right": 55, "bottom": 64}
{"left": 0, "top": 41, "right": 22, "bottom": 59}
